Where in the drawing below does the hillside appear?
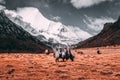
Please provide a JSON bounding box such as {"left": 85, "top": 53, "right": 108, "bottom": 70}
{"left": 0, "top": 10, "right": 50, "bottom": 53}
{"left": 5, "top": 8, "right": 91, "bottom": 45}
{"left": 77, "top": 16, "right": 120, "bottom": 48}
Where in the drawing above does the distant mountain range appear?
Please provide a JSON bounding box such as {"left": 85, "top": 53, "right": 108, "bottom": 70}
{"left": 0, "top": 10, "right": 50, "bottom": 53}
{"left": 1, "top": 7, "right": 119, "bottom": 52}
{"left": 4, "top": 8, "right": 91, "bottom": 46}
{"left": 76, "top": 16, "right": 120, "bottom": 48}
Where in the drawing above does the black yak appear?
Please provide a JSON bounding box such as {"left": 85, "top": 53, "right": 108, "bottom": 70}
{"left": 54, "top": 48, "right": 74, "bottom": 62}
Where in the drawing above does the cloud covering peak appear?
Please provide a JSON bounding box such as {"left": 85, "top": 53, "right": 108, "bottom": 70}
{"left": 70, "top": 0, "right": 113, "bottom": 9}
{"left": 84, "top": 15, "right": 115, "bottom": 34}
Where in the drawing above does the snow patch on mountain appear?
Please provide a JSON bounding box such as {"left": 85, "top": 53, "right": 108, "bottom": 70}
{"left": 4, "top": 7, "right": 92, "bottom": 45}
{"left": 5, "top": 9, "right": 39, "bottom": 36}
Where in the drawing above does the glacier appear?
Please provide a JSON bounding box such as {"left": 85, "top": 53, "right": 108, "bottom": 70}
{"left": 4, "top": 7, "right": 92, "bottom": 46}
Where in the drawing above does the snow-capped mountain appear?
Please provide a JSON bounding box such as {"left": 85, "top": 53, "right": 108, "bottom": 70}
{"left": 4, "top": 7, "right": 91, "bottom": 46}
{"left": 0, "top": 10, "right": 50, "bottom": 52}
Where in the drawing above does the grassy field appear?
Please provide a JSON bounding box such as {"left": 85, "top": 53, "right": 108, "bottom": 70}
{"left": 0, "top": 47, "right": 120, "bottom": 80}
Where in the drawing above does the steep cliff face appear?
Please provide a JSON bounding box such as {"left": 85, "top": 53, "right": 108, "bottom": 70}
{"left": 0, "top": 10, "right": 50, "bottom": 53}
{"left": 77, "top": 16, "right": 120, "bottom": 48}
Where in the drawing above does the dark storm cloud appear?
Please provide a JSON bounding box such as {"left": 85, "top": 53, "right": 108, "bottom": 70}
{"left": 3, "top": 0, "right": 120, "bottom": 35}
{"left": 4, "top": 0, "right": 69, "bottom": 9}
{"left": 5, "top": 0, "right": 40, "bottom": 9}
{"left": 4, "top": 0, "right": 119, "bottom": 19}
{"left": 0, "top": 0, "right": 5, "bottom": 5}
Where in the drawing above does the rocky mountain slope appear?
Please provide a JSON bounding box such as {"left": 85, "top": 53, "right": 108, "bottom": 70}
{"left": 4, "top": 8, "right": 91, "bottom": 46}
{"left": 0, "top": 10, "right": 50, "bottom": 53}
{"left": 77, "top": 16, "right": 120, "bottom": 48}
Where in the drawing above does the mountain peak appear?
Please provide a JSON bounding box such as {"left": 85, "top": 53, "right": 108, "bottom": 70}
{"left": 118, "top": 16, "right": 120, "bottom": 22}
{"left": 5, "top": 8, "right": 91, "bottom": 45}
{"left": 76, "top": 16, "right": 120, "bottom": 48}
{"left": 116, "top": 16, "right": 120, "bottom": 27}
{"left": 0, "top": 10, "right": 50, "bottom": 53}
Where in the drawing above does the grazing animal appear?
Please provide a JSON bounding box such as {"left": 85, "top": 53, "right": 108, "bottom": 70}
{"left": 97, "top": 48, "right": 101, "bottom": 54}
{"left": 45, "top": 49, "right": 50, "bottom": 55}
{"left": 54, "top": 48, "right": 74, "bottom": 62}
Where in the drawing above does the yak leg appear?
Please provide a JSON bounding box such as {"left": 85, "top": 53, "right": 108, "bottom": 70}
{"left": 56, "top": 58, "right": 59, "bottom": 62}
{"left": 62, "top": 58, "right": 64, "bottom": 62}
{"left": 70, "top": 54, "right": 74, "bottom": 61}
{"left": 70, "top": 57, "right": 74, "bottom": 61}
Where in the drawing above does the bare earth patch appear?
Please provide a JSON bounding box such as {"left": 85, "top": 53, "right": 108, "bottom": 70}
{"left": 0, "top": 47, "right": 120, "bottom": 80}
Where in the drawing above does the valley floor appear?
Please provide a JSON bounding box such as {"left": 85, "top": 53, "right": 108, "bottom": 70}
{"left": 0, "top": 47, "right": 120, "bottom": 80}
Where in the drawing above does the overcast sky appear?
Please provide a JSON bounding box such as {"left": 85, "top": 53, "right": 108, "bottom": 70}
{"left": 1, "top": 0, "right": 120, "bottom": 35}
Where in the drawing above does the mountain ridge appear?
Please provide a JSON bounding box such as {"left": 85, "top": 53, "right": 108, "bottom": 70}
{"left": 76, "top": 16, "right": 120, "bottom": 48}
{"left": 4, "top": 8, "right": 91, "bottom": 46}
{"left": 0, "top": 10, "right": 50, "bottom": 53}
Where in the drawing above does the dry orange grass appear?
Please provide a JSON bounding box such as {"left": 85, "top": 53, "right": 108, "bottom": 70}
{"left": 0, "top": 47, "right": 120, "bottom": 80}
